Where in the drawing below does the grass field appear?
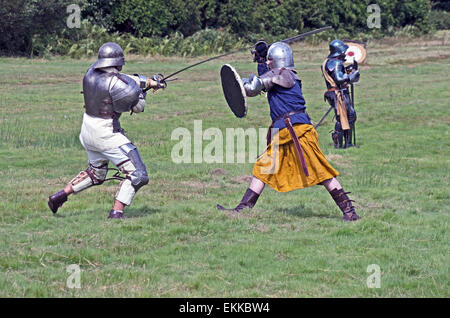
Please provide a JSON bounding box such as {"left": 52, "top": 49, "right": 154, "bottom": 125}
{"left": 0, "top": 37, "right": 449, "bottom": 297}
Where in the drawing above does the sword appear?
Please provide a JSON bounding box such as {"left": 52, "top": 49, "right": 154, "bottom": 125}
{"left": 314, "top": 105, "right": 334, "bottom": 129}
{"left": 281, "top": 26, "right": 333, "bottom": 44}
{"left": 284, "top": 117, "right": 309, "bottom": 177}
{"left": 156, "top": 26, "right": 333, "bottom": 84}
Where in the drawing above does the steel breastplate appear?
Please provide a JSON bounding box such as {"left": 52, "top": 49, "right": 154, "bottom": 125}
{"left": 325, "top": 59, "right": 349, "bottom": 89}
{"left": 83, "top": 66, "right": 115, "bottom": 118}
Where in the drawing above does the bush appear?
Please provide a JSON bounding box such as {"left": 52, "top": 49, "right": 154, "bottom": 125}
{"left": 430, "top": 10, "right": 450, "bottom": 29}
{"left": 81, "top": 0, "right": 434, "bottom": 40}
{"left": 0, "top": 0, "right": 81, "bottom": 56}
{"left": 45, "top": 20, "right": 246, "bottom": 58}
{"left": 1, "top": 0, "right": 436, "bottom": 57}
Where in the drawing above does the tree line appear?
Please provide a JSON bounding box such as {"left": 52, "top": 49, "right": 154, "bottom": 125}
{"left": 0, "top": 0, "right": 446, "bottom": 57}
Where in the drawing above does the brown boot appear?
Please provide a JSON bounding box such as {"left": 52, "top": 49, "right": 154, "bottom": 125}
{"left": 217, "top": 188, "right": 260, "bottom": 213}
{"left": 48, "top": 190, "right": 68, "bottom": 214}
{"left": 329, "top": 188, "right": 360, "bottom": 221}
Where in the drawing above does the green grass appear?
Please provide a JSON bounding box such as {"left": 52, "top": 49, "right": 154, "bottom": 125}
{"left": 0, "top": 39, "right": 449, "bottom": 297}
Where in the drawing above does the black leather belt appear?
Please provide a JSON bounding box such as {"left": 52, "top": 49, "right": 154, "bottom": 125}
{"left": 267, "top": 110, "right": 306, "bottom": 146}
{"left": 271, "top": 110, "right": 305, "bottom": 125}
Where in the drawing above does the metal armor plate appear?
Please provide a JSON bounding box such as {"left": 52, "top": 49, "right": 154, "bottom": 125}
{"left": 109, "top": 74, "right": 141, "bottom": 113}
{"left": 259, "top": 68, "right": 300, "bottom": 91}
{"left": 83, "top": 65, "right": 115, "bottom": 118}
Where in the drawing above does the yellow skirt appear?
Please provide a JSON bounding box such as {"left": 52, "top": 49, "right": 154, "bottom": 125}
{"left": 252, "top": 124, "right": 339, "bottom": 192}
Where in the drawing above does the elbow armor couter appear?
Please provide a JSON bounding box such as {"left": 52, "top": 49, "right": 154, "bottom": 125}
{"left": 242, "top": 68, "right": 300, "bottom": 97}
{"left": 242, "top": 74, "right": 265, "bottom": 97}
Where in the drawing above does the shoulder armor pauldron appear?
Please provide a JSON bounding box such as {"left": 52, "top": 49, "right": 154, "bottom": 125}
{"left": 326, "top": 58, "right": 342, "bottom": 72}
{"left": 326, "top": 59, "right": 350, "bottom": 87}
{"left": 109, "top": 73, "right": 140, "bottom": 113}
{"left": 259, "top": 68, "right": 300, "bottom": 91}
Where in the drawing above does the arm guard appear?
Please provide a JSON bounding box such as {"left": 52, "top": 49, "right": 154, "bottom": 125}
{"left": 242, "top": 74, "right": 265, "bottom": 97}
{"left": 132, "top": 92, "right": 146, "bottom": 113}
{"left": 133, "top": 74, "right": 148, "bottom": 88}
{"left": 327, "top": 59, "right": 360, "bottom": 87}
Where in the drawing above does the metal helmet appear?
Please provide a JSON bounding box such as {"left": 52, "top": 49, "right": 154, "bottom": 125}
{"left": 94, "top": 42, "right": 125, "bottom": 69}
{"left": 267, "top": 42, "right": 294, "bottom": 70}
{"left": 328, "top": 39, "right": 349, "bottom": 58}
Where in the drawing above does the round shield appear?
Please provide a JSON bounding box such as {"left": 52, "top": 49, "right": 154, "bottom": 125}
{"left": 220, "top": 64, "right": 247, "bottom": 118}
{"left": 344, "top": 41, "right": 367, "bottom": 64}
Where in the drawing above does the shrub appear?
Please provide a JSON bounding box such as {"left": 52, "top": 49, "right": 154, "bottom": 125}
{"left": 0, "top": 0, "right": 80, "bottom": 56}
{"left": 81, "top": 0, "right": 434, "bottom": 40}
{"left": 429, "top": 10, "right": 450, "bottom": 29}
{"left": 1, "top": 0, "right": 436, "bottom": 57}
{"left": 45, "top": 20, "right": 246, "bottom": 58}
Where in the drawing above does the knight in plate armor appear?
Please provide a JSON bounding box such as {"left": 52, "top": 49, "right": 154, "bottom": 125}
{"left": 217, "top": 41, "right": 360, "bottom": 221}
{"left": 47, "top": 42, "right": 167, "bottom": 219}
{"left": 322, "top": 39, "right": 360, "bottom": 149}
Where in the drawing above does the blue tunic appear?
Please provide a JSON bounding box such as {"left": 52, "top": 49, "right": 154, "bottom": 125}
{"left": 258, "top": 64, "right": 311, "bottom": 130}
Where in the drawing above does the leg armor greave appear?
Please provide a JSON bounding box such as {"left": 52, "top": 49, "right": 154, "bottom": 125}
{"left": 332, "top": 120, "right": 344, "bottom": 148}
{"left": 347, "top": 104, "right": 357, "bottom": 125}
{"left": 344, "top": 108, "right": 356, "bottom": 148}
{"left": 344, "top": 128, "right": 353, "bottom": 148}
{"left": 70, "top": 161, "right": 108, "bottom": 193}
{"left": 115, "top": 144, "right": 149, "bottom": 206}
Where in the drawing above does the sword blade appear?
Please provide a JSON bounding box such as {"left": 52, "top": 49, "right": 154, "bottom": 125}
{"left": 162, "top": 26, "right": 333, "bottom": 81}
{"left": 163, "top": 50, "right": 244, "bottom": 81}
{"left": 314, "top": 105, "right": 334, "bottom": 129}
{"left": 282, "top": 26, "right": 333, "bottom": 44}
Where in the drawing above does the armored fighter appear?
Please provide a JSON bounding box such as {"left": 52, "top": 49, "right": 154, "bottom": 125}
{"left": 218, "top": 42, "right": 360, "bottom": 221}
{"left": 322, "top": 39, "right": 360, "bottom": 149}
{"left": 47, "top": 42, "right": 166, "bottom": 219}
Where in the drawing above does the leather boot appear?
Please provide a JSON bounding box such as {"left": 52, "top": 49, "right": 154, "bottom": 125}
{"left": 217, "top": 188, "right": 260, "bottom": 212}
{"left": 108, "top": 210, "right": 124, "bottom": 219}
{"left": 329, "top": 188, "right": 360, "bottom": 221}
{"left": 48, "top": 190, "right": 68, "bottom": 214}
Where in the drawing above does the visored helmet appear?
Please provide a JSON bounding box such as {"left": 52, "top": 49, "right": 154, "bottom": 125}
{"left": 94, "top": 42, "right": 125, "bottom": 69}
{"left": 328, "top": 39, "right": 349, "bottom": 58}
{"left": 267, "top": 42, "right": 294, "bottom": 70}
